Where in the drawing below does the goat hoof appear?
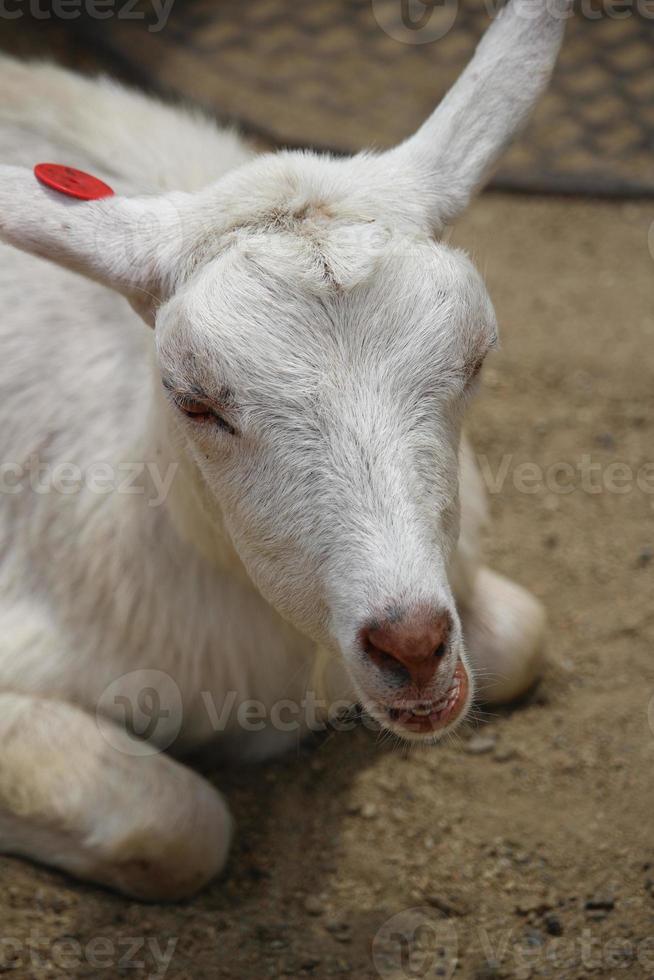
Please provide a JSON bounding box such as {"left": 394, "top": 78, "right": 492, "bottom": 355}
{"left": 94, "top": 789, "right": 233, "bottom": 901}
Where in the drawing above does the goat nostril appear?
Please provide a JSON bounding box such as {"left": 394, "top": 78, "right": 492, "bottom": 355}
{"left": 363, "top": 638, "right": 411, "bottom": 681}
{"left": 374, "top": 649, "right": 407, "bottom": 674}
{"left": 374, "top": 650, "right": 396, "bottom": 671}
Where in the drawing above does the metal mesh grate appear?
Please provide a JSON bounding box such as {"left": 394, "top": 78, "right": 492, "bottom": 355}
{"left": 71, "top": 0, "right": 654, "bottom": 196}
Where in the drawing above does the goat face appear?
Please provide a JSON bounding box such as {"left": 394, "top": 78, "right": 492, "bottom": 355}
{"left": 0, "top": 0, "right": 569, "bottom": 737}
{"left": 155, "top": 209, "right": 496, "bottom": 738}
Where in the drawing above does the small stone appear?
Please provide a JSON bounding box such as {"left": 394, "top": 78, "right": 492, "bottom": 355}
{"left": 325, "top": 918, "right": 349, "bottom": 936}
{"left": 247, "top": 862, "right": 271, "bottom": 881}
{"left": 637, "top": 546, "right": 653, "bottom": 568}
{"left": 425, "top": 894, "right": 467, "bottom": 917}
{"left": 304, "top": 896, "right": 324, "bottom": 917}
{"left": 300, "top": 956, "right": 322, "bottom": 971}
{"left": 361, "top": 802, "right": 378, "bottom": 819}
{"left": 515, "top": 895, "right": 544, "bottom": 915}
{"left": 465, "top": 734, "right": 497, "bottom": 755}
{"left": 585, "top": 895, "right": 614, "bottom": 920}
{"left": 544, "top": 914, "right": 564, "bottom": 936}
{"left": 255, "top": 924, "right": 290, "bottom": 948}
{"left": 585, "top": 894, "right": 615, "bottom": 912}
{"left": 553, "top": 752, "right": 577, "bottom": 774}
{"left": 595, "top": 432, "right": 616, "bottom": 450}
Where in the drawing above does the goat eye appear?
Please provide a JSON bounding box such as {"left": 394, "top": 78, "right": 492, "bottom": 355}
{"left": 179, "top": 399, "right": 212, "bottom": 419}
{"left": 173, "top": 396, "right": 236, "bottom": 435}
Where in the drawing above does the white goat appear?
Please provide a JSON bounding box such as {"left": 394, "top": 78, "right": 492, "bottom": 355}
{"left": 0, "top": 1, "right": 568, "bottom": 899}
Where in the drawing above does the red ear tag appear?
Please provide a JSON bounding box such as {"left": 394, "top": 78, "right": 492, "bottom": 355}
{"left": 34, "top": 164, "right": 114, "bottom": 201}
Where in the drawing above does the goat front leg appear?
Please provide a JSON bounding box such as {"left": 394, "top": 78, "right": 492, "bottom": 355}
{"left": 0, "top": 693, "right": 231, "bottom": 900}
{"left": 455, "top": 439, "right": 546, "bottom": 705}
{"left": 459, "top": 566, "right": 546, "bottom": 705}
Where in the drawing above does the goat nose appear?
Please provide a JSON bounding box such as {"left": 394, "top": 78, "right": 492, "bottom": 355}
{"left": 360, "top": 608, "right": 452, "bottom": 687}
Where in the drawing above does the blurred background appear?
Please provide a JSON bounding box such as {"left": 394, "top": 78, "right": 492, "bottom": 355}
{"left": 4, "top": 0, "right": 654, "bottom": 193}
{"left": 0, "top": 3, "right": 653, "bottom": 979}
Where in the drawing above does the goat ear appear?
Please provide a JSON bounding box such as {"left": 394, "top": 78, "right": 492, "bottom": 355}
{"left": 0, "top": 165, "right": 192, "bottom": 325}
{"left": 391, "top": 0, "right": 570, "bottom": 230}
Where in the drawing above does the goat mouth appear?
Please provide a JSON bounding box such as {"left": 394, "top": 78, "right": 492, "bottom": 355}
{"left": 382, "top": 660, "right": 470, "bottom": 736}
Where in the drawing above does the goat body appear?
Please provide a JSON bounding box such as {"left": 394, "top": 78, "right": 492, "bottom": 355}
{"left": 0, "top": 1, "right": 567, "bottom": 898}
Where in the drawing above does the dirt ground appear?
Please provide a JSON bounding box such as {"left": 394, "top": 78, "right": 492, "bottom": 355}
{"left": 0, "top": 189, "right": 652, "bottom": 979}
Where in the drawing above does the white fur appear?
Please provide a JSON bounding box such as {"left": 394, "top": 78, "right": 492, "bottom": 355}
{"left": 0, "top": 0, "right": 567, "bottom": 898}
